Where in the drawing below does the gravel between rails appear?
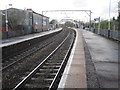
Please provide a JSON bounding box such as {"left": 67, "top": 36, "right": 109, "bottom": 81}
{"left": 15, "top": 28, "right": 75, "bottom": 89}
{"left": 2, "top": 31, "right": 61, "bottom": 69}
{"left": 2, "top": 29, "right": 73, "bottom": 89}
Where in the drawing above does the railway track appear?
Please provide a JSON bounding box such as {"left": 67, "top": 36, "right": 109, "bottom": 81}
{"left": 13, "top": 29, "right": 75, "bottom": 89}
{"left": 2, "top": 28, "right": 75, "bottom": 89}
{"left": 2, "top": 31, "right": 62, "bottom": 71}
{"left": 1, "top": 40, "right": 54, "bottom": 71}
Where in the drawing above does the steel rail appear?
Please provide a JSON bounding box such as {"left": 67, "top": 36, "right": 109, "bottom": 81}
{"left": 2, "top": 30, "right": 62, "bottom": 71}
{"left": 49, "top": 32, "right": 75, "bottom": 90}
{"left": 1, "top": 41, "right": 54, "bottom": 71}
{"left": 13, "top": 33, "right": 70, "bottom": 90}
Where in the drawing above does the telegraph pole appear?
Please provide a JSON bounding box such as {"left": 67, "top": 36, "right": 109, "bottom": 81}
{"left": 89, "top": 11, "right": 92, "bottom": 31}
{"left": 108, "top": 0, "right": 111, "bottom": 38}
{"left": 108, "top": 0, "right": 111, "bottom": 30}
{"left": 5, "top": 4, "right": 12, "bottom": 38}
{"left": 5, "top": 5, "right": 8, "bottom": 38}
{"left": 42, "top": 11, "right": 43, "bottom": 32}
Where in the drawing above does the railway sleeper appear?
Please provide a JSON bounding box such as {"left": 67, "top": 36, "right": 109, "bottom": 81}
{"left": 47, "top": 60, "right": 63, "bottom": 64}
{"left": 24, "top": 83, "right": 50, "bottom": 88}
{"left": 42, "top": 65, "right": 60, "bottom": 69}
{"left": 24, "top": 77, "right": 54, "bottom": 87}
{"left": 30, "top": 78, "right": 53, "bottom": 84}
{"left": 39, "top": 69, "right": 59, "bottom": 73}
{"left": 45, "top": 63, "right": 61, "bottom": 65}
{"left": 33, "top": 73, "right": 56, "bottom": 78}
{"left": 35, "top": 72, "right": 56, "bottom": 76}
{"left": 23, "top": 76, "right": 54, "bottom": 87}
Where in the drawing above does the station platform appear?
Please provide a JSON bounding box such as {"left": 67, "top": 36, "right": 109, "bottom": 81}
{"left": 58, "top": 28, "right": 118, "bottom": 89}
{"left": 82, "top": 30, "right": 118, "bottom": 88}
{"left": 58, "top": 28, "right": 87, "bottom": 88}
{"left": 0, "top": 28, "right": 62, "bottom": 48}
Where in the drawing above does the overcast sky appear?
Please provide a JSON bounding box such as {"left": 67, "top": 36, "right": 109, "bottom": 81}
{"left": 0, "top": 0, "right": 119, "bottom": 21}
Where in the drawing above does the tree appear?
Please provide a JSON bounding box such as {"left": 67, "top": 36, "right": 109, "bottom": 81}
{"left": 117, "top": 15, "right": 120, "bottom": 22}
{"left": 117, "top": 14, "right": 120, "bottom": 31}
{"left": 94, "top": 17, "right": 118, "bottom": 30}
{"left": 49, "top": 19, "right": 58, "bottom": 24}
{"left": 64, "top": 21, "right": 75, "bottom": 27}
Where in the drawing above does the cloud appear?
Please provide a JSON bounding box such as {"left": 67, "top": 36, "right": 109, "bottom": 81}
{"left": 0, "top": 0, "right": 118, "bottom": 20}
{"left": 73, "top": 0, "right": 88, "bottom": 9}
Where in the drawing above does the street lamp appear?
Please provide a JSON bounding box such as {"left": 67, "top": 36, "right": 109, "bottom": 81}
{"left": 108, "top": 0, "right": 111, "bottom": 38}
{"left": 108, "top": 0, "right": 111, "bottom": 30}
{"left": 84, "top": 16, "right": 88, "bottom": 29}
{"left": 5, "top": 4, "right": 12, "bottom": 38}
{"left": 1, "top": 11, "right": 8, "bottom": 38}
{"left": 5, "top": 6, "right": 8, "bottom": 38}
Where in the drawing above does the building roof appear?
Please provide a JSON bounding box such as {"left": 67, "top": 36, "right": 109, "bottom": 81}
{"left": 32, "top": 11, "right": 49, "bottom": 18}
{"left": 1, "top": 8, "right": 49, "bottom": 18}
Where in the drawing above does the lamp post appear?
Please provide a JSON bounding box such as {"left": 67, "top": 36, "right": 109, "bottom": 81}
{"left": 5, "top": 4, "right": 12, "bottom": 38}
{"left": 89, "top": 11, "right": 92, "bottom": 31}
{"left": 5, "top": 5, "right": 8, "bottom": 38}
{"left": 108, "top": 0, "right": 111, "bottom": 30}
{"left": 84, "top": 16, "right": 89, "bottom": 30}
{"left": 98, "top": 17, "right": 100, "bottom": 35}
{"left": 108, "top": 0, "right": 111, "bottom": 38}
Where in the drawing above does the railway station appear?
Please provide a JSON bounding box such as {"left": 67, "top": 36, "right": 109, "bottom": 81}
{"left": 0, "top": 0, "right": 119, "bottom": 89}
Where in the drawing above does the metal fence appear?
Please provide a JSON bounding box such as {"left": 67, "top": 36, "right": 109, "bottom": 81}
{"left": 90, "top": 28, "right": 120, "bottom": 41}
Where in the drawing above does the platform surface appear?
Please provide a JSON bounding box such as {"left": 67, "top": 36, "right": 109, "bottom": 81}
{"left": 58, "top": 28, "right": 118, "bottom": 89}
{"left": 82, "top": 30, "right": 118, "bottom": 88}
{"left": 0, "top": 28, "right": 62, "bottom": 48}
{"left": 58, "top": 28, "right": 87, "bottom": 88}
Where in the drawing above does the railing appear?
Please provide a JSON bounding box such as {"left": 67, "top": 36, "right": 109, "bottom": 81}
{"left": 90, "top": 28, "right": 120, "bottom": 41}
